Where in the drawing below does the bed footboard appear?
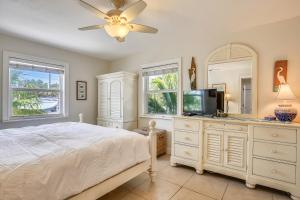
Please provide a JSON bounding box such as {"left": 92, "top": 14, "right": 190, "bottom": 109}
{"left": 148, "top": 120, "right": 157, "bottom": 182}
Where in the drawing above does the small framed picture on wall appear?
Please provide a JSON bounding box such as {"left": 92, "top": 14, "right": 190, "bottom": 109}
{"left": 212, "top": 83, "right": 226, "bottom": 93}
{"left": 76, "top": 81, "right": 87, "bottom": 100}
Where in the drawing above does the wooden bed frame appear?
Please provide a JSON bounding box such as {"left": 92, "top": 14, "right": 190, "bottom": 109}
{"left": 68, "top": 115, "right": 157, "bottom": 200}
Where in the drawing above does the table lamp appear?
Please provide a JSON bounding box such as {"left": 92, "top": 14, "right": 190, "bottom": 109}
{"left": 275, "top": 83, "right": 297, "bottom": 122}
{"left": 225, "top": 93, "right": 232, "bottom": 114}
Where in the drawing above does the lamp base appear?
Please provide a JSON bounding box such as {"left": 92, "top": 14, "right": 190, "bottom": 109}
{"left": 274, "top": 104, "right": 297, "bottom": 122}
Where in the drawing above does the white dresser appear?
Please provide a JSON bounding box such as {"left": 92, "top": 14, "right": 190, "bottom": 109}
{"left": 171, "top": 116, "right": 300, "bottom": 200}
{"left": 171, "top": 118, "right": 202, "bottom": 174}
{"left": 96, "top": 72, "right": 138, "bottom": 130}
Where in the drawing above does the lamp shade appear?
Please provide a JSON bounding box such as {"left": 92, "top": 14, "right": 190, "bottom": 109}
{"left": 277, "top": 84, "right": 296, "bottom": 100}
{"left": 225, "top": 93, "right": 232, "bottom": 100}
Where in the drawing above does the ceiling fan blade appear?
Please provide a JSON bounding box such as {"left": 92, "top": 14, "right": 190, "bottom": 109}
{"left": 129, "top": 23, "right": 158, "bottom": 33}
{"left": 78, "top": 25, "right": 104, "bottom": 31}
{"left": 79, "top": 0, "right": 109, "bottom": 20}
{"left": 120, "top": 0, "right": 147, "bottom": 22}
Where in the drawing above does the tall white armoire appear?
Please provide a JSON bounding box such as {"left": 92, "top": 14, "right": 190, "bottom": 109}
{"left": 96, "top": 71, "right": 138, "bottom": 130}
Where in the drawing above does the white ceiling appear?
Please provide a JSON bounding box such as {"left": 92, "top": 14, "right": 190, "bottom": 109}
{"left": 0, "top": 0, "right": 300, "bottom": 61}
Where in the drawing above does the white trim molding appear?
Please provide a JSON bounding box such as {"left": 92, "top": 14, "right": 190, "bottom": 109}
{"left": 2, "top": 51, "right": 69, "bottom": 122}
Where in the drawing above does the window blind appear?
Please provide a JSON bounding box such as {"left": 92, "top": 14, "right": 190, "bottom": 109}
{"left": 142, "top": 63, "right": 178, "bottom": 77}
{"left": 9, "top": 57, "right": 65, "bottom": 74}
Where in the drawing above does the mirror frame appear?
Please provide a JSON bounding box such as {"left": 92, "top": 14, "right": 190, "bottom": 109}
{"left": 204, "top": 43, "right": 258, "bottom": 117}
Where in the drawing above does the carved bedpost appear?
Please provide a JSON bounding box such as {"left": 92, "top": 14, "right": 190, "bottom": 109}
{"left": 79, "top": 113, "right": 83, "bottom": 123}
{"left": 148, "top": 120, "right": 157, "bottom": 182}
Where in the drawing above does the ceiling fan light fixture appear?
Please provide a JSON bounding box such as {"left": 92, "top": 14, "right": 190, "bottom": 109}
{"left": 78, "top": 0, "right": 158, "bottom": 42}
{"left": 104, "top": 24, "right": 129, "bottom": 39}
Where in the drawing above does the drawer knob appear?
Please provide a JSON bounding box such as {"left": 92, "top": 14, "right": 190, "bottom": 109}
{"left": 184, "top": 137, "right": 191, "bottom": 141}
{"left": 271, "top": 169, "right": 277, "bottom": 174}
{"left": 185, "top": 124, "right": 190, "bottom": 128}
{"left": 272, "top": 133, "right": 279, "bottom": 137}
{"left": 184, "top": 151, "right": 191, "bottom": 156}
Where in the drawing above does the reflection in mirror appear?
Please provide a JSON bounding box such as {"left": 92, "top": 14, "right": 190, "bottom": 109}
{"left": 208, "top": 60, "right": 252, "bottom": 114}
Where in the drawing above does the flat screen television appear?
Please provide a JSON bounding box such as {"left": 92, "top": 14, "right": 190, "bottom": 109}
{"left": 183, "top": 89, "right": 218, "bottom": 116}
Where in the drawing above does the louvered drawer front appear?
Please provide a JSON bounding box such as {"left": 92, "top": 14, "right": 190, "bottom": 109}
{"left": 174, "top": 131, "right": 199, "bottom": 146}
{"left": 205, "top": 130, "right": 222, "bottom": 165}
{"left": 253, "top": 126, "right": 296, "bottom": 144}
{"left": 224, "top": 132, "right": 246, "bottom": 170}
{"left": 205, "top": 122, "right": 225, "bottom": 130}
{"left": 253, "top": 158, "right": 296, "bottom": 184}
{"left": 174, "top": 119, "right": 199, "bottom": 132}
{"left": 253, "top": 142, "right": 297, "bottom": 163}
{"left": 225, "top": 124, "right": 248, "bottom": 132}
{"left": 174, "top": 144, "right": 198, "bottom": 161}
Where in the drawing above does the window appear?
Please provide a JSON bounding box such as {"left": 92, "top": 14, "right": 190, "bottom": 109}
{"left": 3, "top": 52, "right": 69, "bottom": 121}
{"left": 141, "top": 59, "right": 181, "bottom": 117}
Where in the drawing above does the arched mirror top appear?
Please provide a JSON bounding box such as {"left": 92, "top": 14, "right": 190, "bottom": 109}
{"left": 207, "top": 43, "right": 257, "bottom": 64}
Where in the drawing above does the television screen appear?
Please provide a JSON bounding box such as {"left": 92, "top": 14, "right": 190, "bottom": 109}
{"left": 183, "top": 91, "right": 203, "bottom": 113}
{"left": 183, "top": 89, "right": 217, "bottom": 116}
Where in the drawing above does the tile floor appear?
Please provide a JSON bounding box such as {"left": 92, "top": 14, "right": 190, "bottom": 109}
{"left": 99, "top": 155, "right": 292, "bottom": 200}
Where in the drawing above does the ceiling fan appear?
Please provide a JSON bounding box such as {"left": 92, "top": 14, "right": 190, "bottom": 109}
{"left": 78, "top": 0, "right": 158, "bottom": 42}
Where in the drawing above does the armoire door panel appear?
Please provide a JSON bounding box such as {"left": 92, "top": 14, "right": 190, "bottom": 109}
{"left": 110, "top": 80, "right": 122, "bottom": 119}
{"left": 98, "top": 81, "right": 109, "bottom": 118}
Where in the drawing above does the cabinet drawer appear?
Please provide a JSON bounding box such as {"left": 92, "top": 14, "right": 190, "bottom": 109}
{"left": 174, "top": 131, "right": 199, "bottom": 146}
{"left": 253, "top": 127, "right": 297, "bottom": 144}
{"left": 174, "top": 144, "right": 198, "bottom": 161}
{"left": 205, "top": 122, "right": 225, "bottom": 130}
{"left": 174, "top": 119, "right": 199, "bottom": 132}
{"left": 253, "top": 158, "right": 296, "bottom": 184}
{"left": 253, "top": 142, "right": 296, "bottom": 163}
{"left": 225, "top": 124, "right": 248, "bottom": 132}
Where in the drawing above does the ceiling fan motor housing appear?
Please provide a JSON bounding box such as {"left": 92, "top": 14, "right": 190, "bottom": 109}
{"left": 111, "top": 0, "right": 126, "bottom": 9}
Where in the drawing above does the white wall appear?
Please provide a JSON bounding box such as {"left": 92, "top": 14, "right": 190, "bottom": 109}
{"left": 110, "top": 17, "right": 300, "bottom": 151}
{"left": 0, "top": 33, "right": 109, "bottom": 128}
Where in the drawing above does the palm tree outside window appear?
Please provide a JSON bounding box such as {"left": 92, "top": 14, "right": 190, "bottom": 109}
{"left": 142, "top": 62, "right": 180, "bottom": 116}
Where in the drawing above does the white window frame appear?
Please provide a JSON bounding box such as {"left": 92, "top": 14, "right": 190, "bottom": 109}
{"left": 139, "top": 58, "right": 182, "bottom": 119}
{"left": 2, "top": 51, "right": 70, "bottom": 122}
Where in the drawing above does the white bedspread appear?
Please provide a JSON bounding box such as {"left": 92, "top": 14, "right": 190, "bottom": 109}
{"left": 0, "top": 122, "right": 150, "bottom": 200}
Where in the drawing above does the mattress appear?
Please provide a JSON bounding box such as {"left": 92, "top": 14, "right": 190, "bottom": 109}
{"left": 0, "top": 122, "right": 150, "bottom": 200}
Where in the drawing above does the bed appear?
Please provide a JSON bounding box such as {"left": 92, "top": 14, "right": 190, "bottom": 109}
{"left": 0, "top": 116, "right": 157, "bottom": 200}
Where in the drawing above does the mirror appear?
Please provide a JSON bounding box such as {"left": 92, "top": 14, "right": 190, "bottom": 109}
{"left": 205, "top": 44, "right": 258, "bottom": 116}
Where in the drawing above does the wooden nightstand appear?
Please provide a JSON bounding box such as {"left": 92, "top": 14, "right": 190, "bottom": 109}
{"left": 133, "top": 128, "right": 167, "bottom": 156}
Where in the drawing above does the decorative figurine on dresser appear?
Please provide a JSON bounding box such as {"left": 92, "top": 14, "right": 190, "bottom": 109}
{"left": 171, "top": 43, "right": 300, "bottom": 200}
